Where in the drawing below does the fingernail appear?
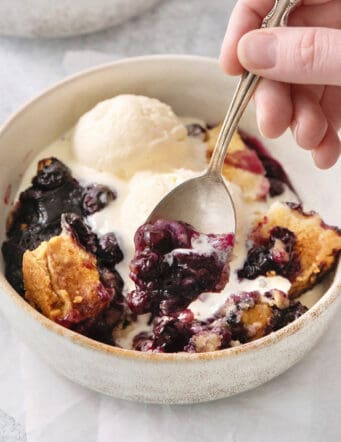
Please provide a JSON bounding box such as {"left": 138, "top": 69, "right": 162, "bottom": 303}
{"left": 238, "top": 32, "right": 277, "bottom": 70}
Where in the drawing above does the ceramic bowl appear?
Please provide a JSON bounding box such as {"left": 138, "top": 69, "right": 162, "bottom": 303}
{"left": 0, "top": 55, "right": 340, "bottom": 404}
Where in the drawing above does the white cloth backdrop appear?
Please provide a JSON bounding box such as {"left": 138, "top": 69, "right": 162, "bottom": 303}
{"left": 1, "top": 1, "right": 341, "bottom": 441}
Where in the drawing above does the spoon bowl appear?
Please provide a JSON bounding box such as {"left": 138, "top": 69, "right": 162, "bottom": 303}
{"left": 147, "top": 173, "right": 236, "bottom": 234}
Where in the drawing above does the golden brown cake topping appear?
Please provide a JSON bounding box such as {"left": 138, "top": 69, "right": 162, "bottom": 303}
{"left": 23, "top": 233, "right": 110, "bottom": 324}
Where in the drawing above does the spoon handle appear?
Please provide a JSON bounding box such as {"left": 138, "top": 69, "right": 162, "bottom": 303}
{"left": 207, "top": 0, "right": 300, "bottom": 177}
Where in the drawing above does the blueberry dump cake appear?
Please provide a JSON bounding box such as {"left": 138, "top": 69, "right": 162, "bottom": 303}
{"left": 2, "top": 95, "right": 341, "bottom": 353}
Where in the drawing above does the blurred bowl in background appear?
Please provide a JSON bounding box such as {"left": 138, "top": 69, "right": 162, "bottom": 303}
{"left": 0, "top": 0, "right": 161, "bottom": 38}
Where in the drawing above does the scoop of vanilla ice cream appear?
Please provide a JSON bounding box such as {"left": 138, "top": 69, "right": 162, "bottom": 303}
{"left": 72, "top": 95, "right": 205, "bottom": 178}
{"left": 120, "top": 169, "right": 199, "bottom": 238}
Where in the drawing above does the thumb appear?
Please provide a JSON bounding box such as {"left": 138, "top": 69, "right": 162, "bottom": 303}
{"left": 237, "top": 27, "right": 341, "bottom": 86}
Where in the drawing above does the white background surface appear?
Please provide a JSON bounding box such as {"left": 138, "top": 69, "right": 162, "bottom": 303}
{"left": 0, "top": 1, "right": 341, "bottom": 441}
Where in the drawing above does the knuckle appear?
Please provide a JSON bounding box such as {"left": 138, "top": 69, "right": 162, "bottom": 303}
{"left": 294, "top": 29, "right": 326, "bottom": 74}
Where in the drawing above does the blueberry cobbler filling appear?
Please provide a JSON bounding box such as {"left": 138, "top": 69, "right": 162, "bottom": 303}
{"left": 2, "top": 158, "right": 83, "bottom": 294}
{"left": 2, "top": 114, "right": 341, "bottom": 353}
{"left": 59, "top": 213, "right": 125, "bottom": 342}
{"left": 238, "top": 129, "right": 295, "bottom": 198}
{"left": 238, "top": 226, "right": 300, "bottom": 281}
{"left": 131, "top": 290, "right": 308, "bottom": 353}
{"left": 2, "top": 158, "right": 125, "bottom": 343}
{"left": 127, "top": 220, "right": 234, "bottom": 316}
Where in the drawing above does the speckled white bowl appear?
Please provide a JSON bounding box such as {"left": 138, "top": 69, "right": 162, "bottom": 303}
{"left": 0, "top": 55, "right": 340, "bottom": 404}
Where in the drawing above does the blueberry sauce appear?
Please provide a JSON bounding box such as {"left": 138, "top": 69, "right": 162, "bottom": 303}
{"left": 239, "top": 130, "right": 297, "bottom": 197}
{"left": 127, "top": 220, "right": 234, "bottom": 316}
{"left": 238, "top": 226, "right": 300, "bottom": 281}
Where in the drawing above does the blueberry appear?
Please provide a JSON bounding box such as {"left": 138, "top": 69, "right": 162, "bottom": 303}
{"left": 269, "top": 178, "right": 285, "bottom": 197}
{"left": 272, "top": 301, "right": 308, "bottom": 331}
{"left": 186, "top": 123, "right": 207, "bottom": 141}
{"left": 133, "top": 220, "right": 189, "bottom": 252}
{"left": 98, "top": 233, "right": 123, "bottom": 265}
{"left": 133, "top": 332, "right": 155, "bottom": 352}
{"left": 82, "top": 184, "right": 116, "bottom": 216}
{"left": 127, "top": 289, "right": 153, "bottom": 315}
{"left": 61, "top": 213, "right": 98, "bottom": 254}
{"left": 32, "top": 157, "right": 71, "bottom": 190}
{"left": 152, "top": 315, "right": 193, "bottom": 353}
{"left": 143, "top": 227, "right": 173, "bottom": 253}
{"left": 270, "top": 227, "right": 295, "bottom": 252}
{"left": 238, "top": 245, "right": 272, "bottom": 279}
{"left": 99, "top": 267, "right": 124, "bottom": 292}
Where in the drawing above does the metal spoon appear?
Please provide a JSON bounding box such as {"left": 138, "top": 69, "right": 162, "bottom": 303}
{"left": 147, "top": 0, "right": 300, "bottom": 234}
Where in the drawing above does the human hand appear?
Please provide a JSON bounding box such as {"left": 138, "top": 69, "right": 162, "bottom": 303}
{"left": 220, "top": 0, "right": 341, "bottom": 168}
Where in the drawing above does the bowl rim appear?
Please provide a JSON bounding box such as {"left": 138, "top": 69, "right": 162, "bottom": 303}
{"left": 0, "top": 54, "right": 340, "bottom": 362}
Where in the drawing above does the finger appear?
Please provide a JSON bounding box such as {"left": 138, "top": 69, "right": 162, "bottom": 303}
{"left": 299, "top": 84, "right": 325, "bottom": 102}
{"left": 219, "top": 0, "right": 333, "bottom": 75}
{"left": 220, "top": 0, "right": 275, "bottom": 75}
{"left": 254, "top": 79, "right": 293, "bottom": 138}
{"left": 289, "top": 0, "right": 341, "bottom": 28}
{"left": 237, "top": 27, "right": 341, "bottom": 85}
{"left": 320, "top": 86, "right": 341, "bottom": 130}
{"left": 290, "top": 86, "right": 328, "bottom": 150}
{"left": 312, "top": 125, "right": 341, "bottom": 168}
